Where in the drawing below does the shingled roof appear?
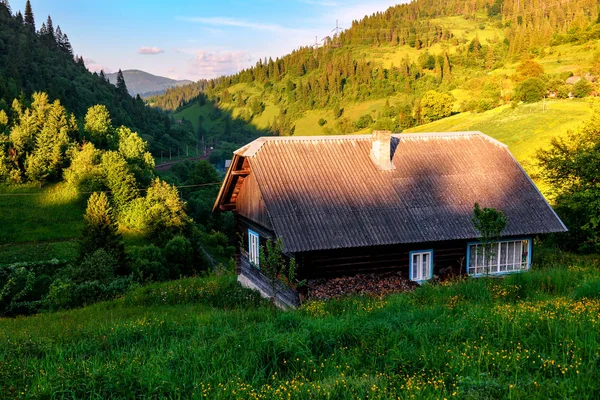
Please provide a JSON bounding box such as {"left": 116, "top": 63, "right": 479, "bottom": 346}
{"left": 214, "top": 132, "right": 567, "bottom": 253}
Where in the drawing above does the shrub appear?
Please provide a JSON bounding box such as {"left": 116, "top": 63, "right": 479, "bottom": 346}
{"left": 318, "top": 118, "right": 327, "bottom": 126}
{"left": 130, "top": 244, "right": 169, "bottom": 283}
{"left": 515, "top": 78, "right": 546, "bottom": 103}
{"left": 74, "top": 249, "right": 118, "bottom": 284}
{"left": 355, "top": 114, "right": 374, "bottom": 129}
{"left": 556, "top": 85, "right": 570, "bottom": 99}
{"left": 164, "top": 235, "right": 195, "bottom": 278}
{"left": 421, "top": 91, "right": 454, "bottom": 123}
{"left": 572, "top": 79, "right": 592, "bottom": 98}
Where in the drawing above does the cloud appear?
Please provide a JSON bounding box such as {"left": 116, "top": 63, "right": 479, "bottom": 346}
{"left": 177, "top": 16, "right": 304, "bottom": 34}
{"left": 138, "top": 46, "right": 164, "bottom": 55}
{"left": 83, "top": 57, "right": 111, "bottom": 74}
{"left": 187, "top": 50, "right": 254, "bottom": 78}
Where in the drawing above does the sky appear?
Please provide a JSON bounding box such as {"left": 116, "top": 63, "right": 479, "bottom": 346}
{"left": 23, "top": 0, "right": 402, "bottom": 81}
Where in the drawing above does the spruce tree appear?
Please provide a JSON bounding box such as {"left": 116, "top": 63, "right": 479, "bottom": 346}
{"left": 24, "top": 0, "right": 34, "bottom": 29}
{"left": 15, "top": 10, "right": 22, "bottom": 23}
{"left": 116, "top": 69, "right": 128, "bottom": 95}
{"left": 45, "top": 15, "right": 54, "bottom": 39}
{"left": 55, "top": 25, "right": 63, "bottom": 44}
{"left": 0, "top": 0, "right": 11, "bottom": 14}
{"left": 61, "top": 33, "right": 72, "bottom": 54}
{"left": 79, "top": 192, "right": 125, "bottom": 265}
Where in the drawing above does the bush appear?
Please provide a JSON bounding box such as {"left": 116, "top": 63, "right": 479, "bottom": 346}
{"left": 318, "top": 118, "right": 327, "bottom": 126}
{"left": 74, "top": 249, "right": 118, "bottom": 284}
{"left": 131, "top": 244, "right": 169, "bottom": 283}
{"left": 515, "top": 78, "right": 546, "bottom": 103}
{"left": 45, "top": 276, "right": 134, "bottom": 311}
{"left": 421, "top": 91, "right": 454, "bottom": 123}
{"left": 556, "top": 85, "right": 570, "bottom": 99}
{"left": 572, "top": 79, "right": 592, "bottom": 98}
{"left": 354, "top": 114, "right": 374, "bottom": 130}
{"left": 164, "top": 235, "right": 195, "bottom": 278}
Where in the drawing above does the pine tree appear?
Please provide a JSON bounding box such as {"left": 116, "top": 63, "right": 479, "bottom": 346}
{"left": 39, "top": 22, "right": 47, "bottom": 35}
{"left": 485, "top": 45, "right": 495, "bottom": 69}
{"left": 0, "top": 0, "right": 11, "bottom": 14}
{"left": 45, "top": 15, "right": 54, "bottom": 39}
{"left": 116, "top": 69, "right": 128, "bottom": 95}
{"left": 24, "top": 0, "right": 34, "bottom": 29}
{"left": 79, "top": 192, "right": 125, "bottom": 265}
{"left": 61, "top": 33, "right": 72, "bottom": 55}
{"left": 55, "top": 25, "right": 63, "bottom": 43}
{"left": 99, "top": 70, "right": 106, "bottom": 82}
{"left": 15, "top": 10, "right": 22, "bottom": 23}
{"left": 442, "top": 52, "right": 451, "bottom": 82}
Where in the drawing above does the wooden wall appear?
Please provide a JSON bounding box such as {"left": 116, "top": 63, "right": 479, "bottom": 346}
{"left": 235, "top": 172, "right": 273, "bottom": 230}
{"left": 296, "top": 240, "right": 469, "bottom": 280}
{"left": 239, "top": 251, "right": 300, "bottom": 309}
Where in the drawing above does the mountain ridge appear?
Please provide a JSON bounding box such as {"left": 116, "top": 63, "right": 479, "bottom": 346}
{"left": 106, "top": 69, "right": 193, "bottom": 98}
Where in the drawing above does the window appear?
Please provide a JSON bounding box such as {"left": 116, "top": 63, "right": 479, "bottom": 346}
{"left": 467, "top": 239, "right": 530, "bottom": 276}
{"left": 410, "top": 250, "right": 433, "bottom": 282}
{"left": 248, "top": 230, "right": 260, "bottom": 267}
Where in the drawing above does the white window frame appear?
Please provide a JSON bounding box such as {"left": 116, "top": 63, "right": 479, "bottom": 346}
{"left": 409, "top": 250, "right": 433, "bottom": 282}
{"left": 467, "top": 238, "right": 531, "bottom": 276}
{"left": 248, "top": 230, "right": 260, "bottom": 267}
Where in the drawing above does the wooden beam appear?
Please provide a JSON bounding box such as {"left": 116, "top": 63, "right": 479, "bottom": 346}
{"left": 231, "top": 169, "right": 251, "bottom": 176}
{"left": 220, "top": 204, "right": 236, "bottom": 211}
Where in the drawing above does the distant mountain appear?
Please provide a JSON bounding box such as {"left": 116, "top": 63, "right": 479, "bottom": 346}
{"left": 106, "top": 70, "right": 193, "bottom": 98}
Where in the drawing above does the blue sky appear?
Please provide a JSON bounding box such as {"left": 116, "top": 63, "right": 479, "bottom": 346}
{"left": 23, "top": 0, "right": 401, "bottom": 80}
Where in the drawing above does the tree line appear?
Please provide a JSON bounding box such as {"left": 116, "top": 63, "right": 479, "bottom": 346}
{"left": 0, "top": 1, "right": 195, "bottom": 155}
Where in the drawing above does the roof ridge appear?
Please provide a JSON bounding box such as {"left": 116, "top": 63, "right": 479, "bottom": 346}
{"left": 235, "top": 131, "right": 506, "bottom": 157}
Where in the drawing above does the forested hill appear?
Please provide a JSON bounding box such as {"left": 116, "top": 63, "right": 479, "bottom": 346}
{"left": 0, "top": 1, "right": 194, "bottom": 154}
{"left": 151, "top": 0, "right": 600, "bottom": 149}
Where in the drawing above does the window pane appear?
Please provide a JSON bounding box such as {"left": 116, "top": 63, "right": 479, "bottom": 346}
{"left": 521, "top": 240, "right": 529, "bottom": 268}
{"left": 507, "top": 241, "right": 515, "bottom": 270}
{"left": 412, "top": 254, "right": 419, "bottom": 280}
{"left": 469, "top": 244, "right": 477, "bottom": 274}
{"left": 422, "top": 253, "right": 428, "bottom": 279}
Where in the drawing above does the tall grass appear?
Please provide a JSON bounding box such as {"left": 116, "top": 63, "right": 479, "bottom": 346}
{"left": 1, "top": 257, "right": 600, "bottom": 399}
{"left": 0, "top": 183, "right": 86, "bottom": 245}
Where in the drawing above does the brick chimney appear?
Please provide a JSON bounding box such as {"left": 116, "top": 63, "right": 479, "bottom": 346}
{"left": 370, "top": 130, "right": 395, "bottom": 171}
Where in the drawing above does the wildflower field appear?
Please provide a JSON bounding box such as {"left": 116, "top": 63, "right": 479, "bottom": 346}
{"left": 1, "top": 253, "right": 600, "bottom": 399}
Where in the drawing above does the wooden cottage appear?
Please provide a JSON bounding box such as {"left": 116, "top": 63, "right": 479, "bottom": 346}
{"left": 213, "top": 131, "right": 567, "bottom": 307}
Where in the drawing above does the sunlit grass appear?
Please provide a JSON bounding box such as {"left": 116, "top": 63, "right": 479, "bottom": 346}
{"left": 0, "top": 182, "right": 86, "bottom": 245}
{"left": 1, "top": 254, "right": 599, "bottom": 398}
{"left": 406, "top": 99, "right": 592, "bottom": 164}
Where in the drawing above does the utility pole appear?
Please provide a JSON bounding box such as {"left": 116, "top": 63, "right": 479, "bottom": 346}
{"left": 169, "top": 148, "right": 171, "bottom": 160}
{"left": 186, "top": 144, "right": 189, "bottom": 157}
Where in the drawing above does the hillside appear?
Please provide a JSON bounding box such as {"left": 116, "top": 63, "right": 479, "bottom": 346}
{"left": 2, "top": 256, "right": 600, "bottom": 398}
{"left": 152, "top": 0, "right": 600, "bottom": 165}
{"left": 106, "top": 69, "right": 193, "bottom": 98}
{"left": 0, "top": 3, "right": 195, "bottom": 154}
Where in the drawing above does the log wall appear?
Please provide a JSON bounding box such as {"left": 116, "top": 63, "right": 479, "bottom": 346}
{"left": 297, "top": 239, "right": 469, "bottom": 280}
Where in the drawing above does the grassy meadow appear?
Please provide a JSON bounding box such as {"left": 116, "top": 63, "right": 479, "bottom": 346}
{"left": 0, "top": 183, "right": 86, "bottom": 264}
{"left": 407, "top": 99, "right": 593, "bottom": 164}
{"left": 2, "top": 252, "right": 600, "bottom": 398}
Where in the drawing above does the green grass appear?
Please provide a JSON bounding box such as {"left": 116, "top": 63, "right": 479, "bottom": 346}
{"left": 0, "top": 183, "right": 86, "bottom": 246}
{"left": 2, "top": 254, "right": 600, "bottom": 398}
{"left": 0, "top": 240, "right": 78, "bottom": 264}
{"left": 406, "top": 99, "right": 593, "bottom": 164}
